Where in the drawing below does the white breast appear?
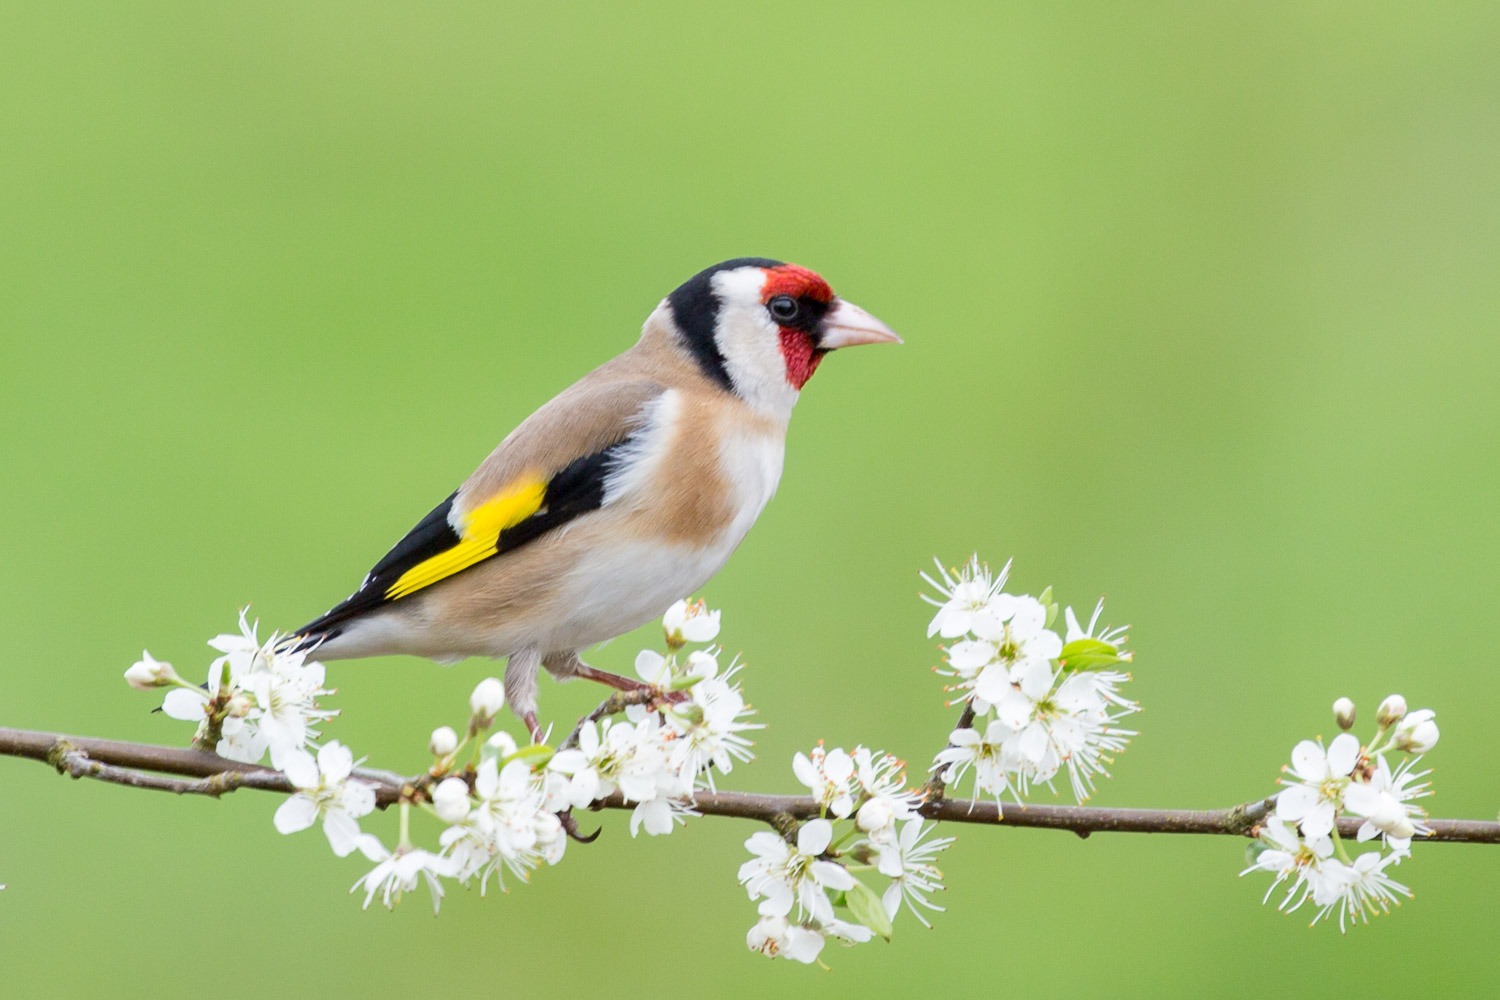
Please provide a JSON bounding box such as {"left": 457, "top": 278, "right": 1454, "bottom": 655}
{"left": 717, "top": 421, "right": 786, "bottom": 544}
{"left": 540, "top": 393, "right": 786, "bottom": 651}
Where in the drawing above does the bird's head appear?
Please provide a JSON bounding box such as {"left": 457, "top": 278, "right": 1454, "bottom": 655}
{"left": 662, "top": 258, "right": 901, "bottom": 415}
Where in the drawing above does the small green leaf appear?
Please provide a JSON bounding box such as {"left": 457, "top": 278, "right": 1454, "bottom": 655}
{"left": 503, "top": 744, "right": 555, "bottom": 769}
{"left": 668, "top": 673, "right": 705, "bottom": 691}
{"left": 1039, "top": 586, "right": 1058, "bottom": 629}
{"left": 1058, "top": 638, "right": 1123, "bottom": 672}
{"left": 844, "top": 880, "right": 893, "bottom": 942}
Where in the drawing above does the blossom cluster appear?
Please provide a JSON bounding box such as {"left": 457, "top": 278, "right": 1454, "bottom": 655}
{"left": 127, "top": 610, "right": 336, "bottom": 770}
{"left": 923, "top": 557, "right": 1139, "bottom": 807}
{"left": 352, "top": 598, "right": 757, "bottom": 910}
{"left": 573, "top": 601, "right": 761, "bottom": 834}
{"left": 126, "top": 598, "right": 758, "bottom": 914}
{"left": 741, "top": 743, "right": 952, "bottom": 965}
{"left": 1242, "top": 693, "right": 1437, "bottom": 931}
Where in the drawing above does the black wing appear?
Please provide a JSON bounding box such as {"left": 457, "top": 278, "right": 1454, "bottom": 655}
{"left": 289, "top": 439, "right": 631, "bottom": 644}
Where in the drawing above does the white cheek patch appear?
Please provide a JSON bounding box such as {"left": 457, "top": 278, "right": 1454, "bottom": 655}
{"left": 711, "top": 268, "right": 802, "bottom": 418}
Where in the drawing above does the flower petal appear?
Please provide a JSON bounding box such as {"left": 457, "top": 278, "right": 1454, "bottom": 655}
{"left": 798, "top": 819, "right": 833, "bottom": 857}
{"left": 317, "top": 741, "right": 354, "bottom": 783}
{"left": 280, "top": 749, "right": 319, "bottom": 789}
{"left": 1289, "top": 740, "right": 1326, "bottom": 782}
{"left": 1326, "top": 733, "right": 1360, "bottom": 776}
{"left": 811, "top": 860, "right": 854, "bottom": 891}
{"left": 1276, "top": 784, "right": 1319, "bottom": 822}
{"left": 322, "top": 810, "right": 363, "bottom": 857}
{"left": 273, "top": 795, "right": 318, "bottom": 835}
{"left": 161, "top": 688, "right": 209, "bottom": 722}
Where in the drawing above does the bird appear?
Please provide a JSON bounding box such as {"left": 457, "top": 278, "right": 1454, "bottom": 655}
{"left": 288, "top": 258, "right": 901, "bottom": 739}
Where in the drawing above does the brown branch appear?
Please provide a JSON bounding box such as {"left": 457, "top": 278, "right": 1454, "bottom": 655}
{"left": 4, "top": 725, "right": 1498, "bottom": 843}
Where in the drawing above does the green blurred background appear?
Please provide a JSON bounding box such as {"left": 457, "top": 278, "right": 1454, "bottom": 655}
{"left": 3, "top": 2, "right": 1497, "bottom": 994}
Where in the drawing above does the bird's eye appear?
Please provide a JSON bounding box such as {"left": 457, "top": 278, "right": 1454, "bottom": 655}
{"left": 768, "top": 295, "right": 800, "bottom": 324}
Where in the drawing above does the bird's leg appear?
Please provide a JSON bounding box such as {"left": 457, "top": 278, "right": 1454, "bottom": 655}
{"left": 543, "top": 651, "right": 690, "bottom": 705}
{"left": 504, "top": 647, "right": 545, "bottom": 742}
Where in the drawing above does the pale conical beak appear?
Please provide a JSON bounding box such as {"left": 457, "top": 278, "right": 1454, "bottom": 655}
{"left": 818, "top": 299, "right": 903, "bottom": 349}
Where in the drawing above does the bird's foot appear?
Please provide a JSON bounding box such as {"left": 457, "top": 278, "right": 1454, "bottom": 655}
{"left": 572, "top": 663, "right": 654, "bottom": 694}
{"left": 523, "top": 711, "right": 544, "bottom": 744}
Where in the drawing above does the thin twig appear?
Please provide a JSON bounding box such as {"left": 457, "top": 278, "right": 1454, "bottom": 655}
{"left": 4, "top": 725, "right": 1498, "bottom": 843}
{"left": 559, "top": 688, "right": 673, "bottom": 751}
{"left": 921, "top": 702, "right": 977, "bottom": 804}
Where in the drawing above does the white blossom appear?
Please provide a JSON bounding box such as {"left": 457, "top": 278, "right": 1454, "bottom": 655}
{"left": 1043, "top": 668, "right": 1137, "bottom": 802}
{"left": 746, "top": 915, "right": 825, "bottom": 964}
{"left": 932, "top": 720, "right": 1015, "bottom": 806}
{"left": 662, "top": 671, "right": 759, "bottom": 789}
{"left": 629, "top": 796, "right": 697, "bottom": 837}
{"left": 1392, "top": 708, "right": 1438, "bottom": 753}
{"left": 273, "top": 742, "right": 376, "bottom": 857}
{"left": 440, "top": 756, "right": 559, "bottom": 892}
{"left": 1345, "top": 754, "right": 1431, "bottom": 849}
{"left": 1326, "top": 851, "right": 1413, "bottom": 931}
{"left": 850, "top": 746, "right": 921, "bottom": 839}
{"left": 968, "top": 596, "right": 1063, "bottom": 705}
{"left": 663, "top": 597, "right": 721, "bottom": 646}
{"left": 793, "top": 746, "right": 857, "bottom": 818}
{"left": 544, "top": 745, "right": 602, "bottom": 812}
{"left": 1276, "top": 733, "right": 1361, "bottom": 839}
{"left": 921, "top": 556, "right": 1012, "bottom": 639}
{"left": 159, "top": 611, "right": 335, "bottom": 769}
{"left": 350, "top": 835, "right": 457, "bottom": 913}
{"left": 875, "top": 819, "right": 953, "bottom": 927}
{"left": 1248, "top": 698, "right": 1437, "bottom": 932}
{"left": 1242, "top": 821, "right": 1345, "bottom": 916}
{"left": 738, "top": 819, "right": 854, "bottom": 923}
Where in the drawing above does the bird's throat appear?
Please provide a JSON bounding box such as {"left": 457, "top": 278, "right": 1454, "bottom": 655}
{"left": 778, "top": 328, "right": 825, "bottom": 390}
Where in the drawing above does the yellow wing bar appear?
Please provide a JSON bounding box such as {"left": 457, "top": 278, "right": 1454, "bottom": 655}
{"left": 384, "top": 477, "right": 546, "bottom": 600}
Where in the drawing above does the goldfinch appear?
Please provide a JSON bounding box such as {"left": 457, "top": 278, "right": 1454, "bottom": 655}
{"left": 290, "top": 258, "right": 900, "bottom": 737}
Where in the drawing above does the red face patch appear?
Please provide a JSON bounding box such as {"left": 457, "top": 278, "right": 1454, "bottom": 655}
{"left": 762, "top": 264, "right": 833, "bottom": 390}
{"left": 778, "top": 329, "right": 824, "bottom": 390}
{"left": 760, "top": 264, "right": 833, "bottom": 305}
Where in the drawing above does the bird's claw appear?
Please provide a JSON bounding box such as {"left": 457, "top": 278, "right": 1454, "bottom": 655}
{"left": 558, "top": 809, "right": 601, "bottom": 844}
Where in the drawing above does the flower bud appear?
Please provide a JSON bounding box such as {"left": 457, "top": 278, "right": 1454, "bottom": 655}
{"left": 486, "top": 730, "right": 519, "bottom": 759}
{"left": 469, "top": 677, "right": 506, "bottom": 729}
{"left": 856, "top": 796, "right": 895, "bottom": 835}
{"left": 123, "top": 651, "right": 179, "bottom": 691}
{"left": 1393, "top": 709, "right": 1438, "bottom": 753}
{"left": 225, "top": 693, "right": 254, "bottom": 718}
{"left": 1332, "top": 697, "right": 1356, "bottom": 731}
{"left": 1376, "top": 694, "right": 1408, "bottom": 728}
{"left": 429, "top": 726, "right": 459, "bottom": 757}
{"left": 431, "top": 776, "right": 471, "bottom": 824}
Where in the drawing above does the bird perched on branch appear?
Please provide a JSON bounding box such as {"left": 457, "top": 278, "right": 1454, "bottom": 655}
{"left": 289, "top": 258, "right": 901, "bottom": 738}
